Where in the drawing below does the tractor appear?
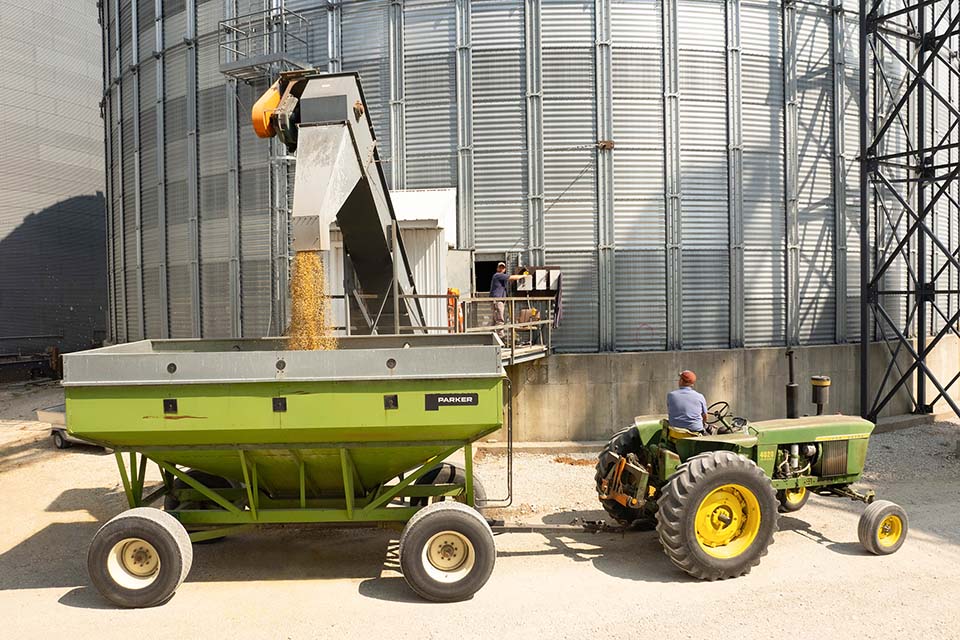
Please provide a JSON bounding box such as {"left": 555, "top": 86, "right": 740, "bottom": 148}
{"left": 595, "top": 400, "right": 907, "bottom": 580}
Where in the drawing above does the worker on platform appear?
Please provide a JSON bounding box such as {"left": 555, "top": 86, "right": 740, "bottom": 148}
{"left": 490, "top": 262, "right": 523, "bottom": 338}
{"left": 667, "top": 370, "right": 709, "bottom": 434}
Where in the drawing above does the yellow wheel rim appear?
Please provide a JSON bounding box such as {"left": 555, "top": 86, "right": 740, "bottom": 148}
{"left": 785, "top": 487, "right": 807, "bottom": 505}
{"left": 877, "top": 514, "right": 903, "bottom": 547}
{"left": 695, "top": 483, "right": 762, "bottom": 559}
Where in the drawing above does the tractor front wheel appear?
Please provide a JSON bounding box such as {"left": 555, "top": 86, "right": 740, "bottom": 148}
{"left": 656, "top": 450, "right": 778, "bottom": 580}
{"left": 858, "top": 500, "right": 908, "bottom": 555}
{"left": 777, "top": 486, "right": 810, "bottom": 512}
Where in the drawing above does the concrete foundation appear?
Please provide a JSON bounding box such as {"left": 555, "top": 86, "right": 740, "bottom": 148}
{"left": 505, "top": 337, "right": 960, "bottom": 442}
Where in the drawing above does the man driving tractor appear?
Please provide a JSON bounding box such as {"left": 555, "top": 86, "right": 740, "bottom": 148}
{"left": 667, "top": 370, "right": 709, "bottom": 434}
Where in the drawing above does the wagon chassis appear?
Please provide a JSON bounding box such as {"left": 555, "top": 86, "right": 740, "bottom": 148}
{"left": 113, "top": 440, "right": 485, "bottom": 543}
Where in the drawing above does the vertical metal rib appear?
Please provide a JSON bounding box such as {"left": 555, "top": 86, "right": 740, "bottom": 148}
{"left": 132, "top": 0, "right": 146, "bottom": 340}
{"left": 226, "top": 1, "right": 242, "bottom": 338}
{"left": 155, "top": 0, "right": 169, "bottom": 339}
{"left": 726, "top": 0, "right": 745, "bottom": 348}
{"left": 662, "top": 0, "right": 682, "bottom": 350}
{"left": 389, "top": 0, "right": 406, "bottom": 190}
{"left": 595, "top": 0, "right": 615, "bottom": 350}
{"left": 186, "top": 0, "right": 201, "bottom": 337}
{"left": 456, "top": 0, "right": 475, "bottom": 251}
{"left": 782, "top": 0, "right": 800, "bottom": 346}
{"left": 832, "top": 1, "right": 848, "bottom": 343}
{"left": 525, "top": 0, "right": 545, "bottom": 267}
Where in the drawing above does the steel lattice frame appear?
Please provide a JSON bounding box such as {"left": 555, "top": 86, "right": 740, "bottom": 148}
{"left": 860, "top": 0, "right": 960, "bottom": 421}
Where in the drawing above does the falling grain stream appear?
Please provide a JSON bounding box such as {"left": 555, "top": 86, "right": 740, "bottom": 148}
{"left": 288, "top": 250, "right": 338, "bottom": 351}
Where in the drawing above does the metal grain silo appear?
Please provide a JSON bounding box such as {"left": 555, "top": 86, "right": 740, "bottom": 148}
{"left": 0, "top": 0, "right": 105, "bottom": 358}
{"left": 100, "top": 0, "right": 877, "bottom": 354}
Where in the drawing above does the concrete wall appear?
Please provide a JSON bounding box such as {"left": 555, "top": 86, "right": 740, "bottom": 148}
{"left": 506, "top": 338, "right": 960, "bottom": 442}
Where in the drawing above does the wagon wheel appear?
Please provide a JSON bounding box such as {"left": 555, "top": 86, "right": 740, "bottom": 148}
{"left": 398, "top": 501, "right": 496, "bottom": 602}
{"left": 87, "top": 507, "right": 193, "bottom": 608}
{"left": 163, "top": 470, "right": 234, "bottom": 511}
{"left": 411, "top": 462, "right": 487, "bottom": 509}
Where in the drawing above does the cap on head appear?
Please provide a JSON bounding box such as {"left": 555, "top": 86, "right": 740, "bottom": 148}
{"left": 679, "top": 370, "right": 696, "bottom": 386}
{"left": 497, "top": 262, "right": 507, "bottom": 271}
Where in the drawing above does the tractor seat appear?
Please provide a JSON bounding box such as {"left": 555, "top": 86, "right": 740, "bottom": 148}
{"left": 660, "top": 419, "right": 703, "bottom": 439}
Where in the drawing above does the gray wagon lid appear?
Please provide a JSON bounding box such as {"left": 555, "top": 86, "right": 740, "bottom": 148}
{"left": 63, "top": 335, "right": 504, "bottom": 386}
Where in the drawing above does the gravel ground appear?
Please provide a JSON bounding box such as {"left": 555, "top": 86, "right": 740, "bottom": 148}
{"left": 1, "top": 382, "right": 959, "bottom": 639}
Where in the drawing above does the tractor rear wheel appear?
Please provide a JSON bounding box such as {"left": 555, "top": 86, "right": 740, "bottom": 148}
{"left": 656, "top": 450, "right": 778, "bottom": 580}
{"left": 858, "top": 500, "right": 908, "bottom": 555}
{"left": 595, "top": 426, "right": 648, "bottom": 525}
{"left": 777, "top": 486, "right": 810, "bottom": 512}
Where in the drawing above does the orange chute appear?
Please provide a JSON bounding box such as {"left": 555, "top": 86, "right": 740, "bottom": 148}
{"left": 251, "top": 81, "right": 282, "bottom": 138}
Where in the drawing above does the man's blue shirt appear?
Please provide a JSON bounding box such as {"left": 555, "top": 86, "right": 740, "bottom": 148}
{"left": 667, "top": 386, "right": 707, "bottom": 431}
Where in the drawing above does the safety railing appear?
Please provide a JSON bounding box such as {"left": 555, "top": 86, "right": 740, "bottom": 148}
{"left": 323, "top": 293, "right": 554, "bottom": 365}
{"left": 218, "top": 7, "right": 310, "bottom": 80}
{"left": 462, "top": 296, "right": 554, "bottom": 366}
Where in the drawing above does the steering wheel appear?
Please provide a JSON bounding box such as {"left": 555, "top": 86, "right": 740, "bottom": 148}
{"left": 706, "top": 401, "right": 730, "bottom": 425}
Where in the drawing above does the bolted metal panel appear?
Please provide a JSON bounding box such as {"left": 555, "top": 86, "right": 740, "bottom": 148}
{"left": 163, "top": 42, "right": 193, "bottom": 338}
{"left": 611, "top": 0, "right": 666, "bottom": 351}
{"left": 741, "top": 0, "right": 786, "bottom": 346}
{"left": 795, "top": 0, "right": 836, "bottom": 345}
{"left": 471, "top": 0, "right": 526, "bottom": 254}
{"left": 238, "top": 78, "right": 275, "bottom": 338}
{"left": 540, "top": 0, "right": 598, "bottom": 319}
{"left": 404, "top": 0, "right": 457, "bottom": 189}
{"left": 677, "top": 0, "right": 730, "bottom": 349}
{"left": 842, "top": 5, "right": 862, "bottom": 341}
{"left": 0, "top": 0, "right": 105, "bottom": 354}
{"left": 547, "top": 250, "right": 600, "bottom": 351}
{"left": 341, "top": 0, "right": 392, "bottom": 186}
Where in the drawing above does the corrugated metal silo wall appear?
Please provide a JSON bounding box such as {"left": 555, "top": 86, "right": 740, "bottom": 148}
{"left": 0, "top": 1, "right": 105, "bottom": 355}
{"left": 104, "top": 0, "right": 959, "bottom": 354}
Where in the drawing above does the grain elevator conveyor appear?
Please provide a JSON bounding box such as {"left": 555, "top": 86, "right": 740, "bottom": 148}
{"left": 252, "top": 70, "right": 426, "bottom": 333}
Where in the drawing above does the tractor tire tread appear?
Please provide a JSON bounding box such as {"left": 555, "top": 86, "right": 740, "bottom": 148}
{"left": 594, "top": 426, "right": 646, "bottom": 525}
{"left": 858, "top": 499, "right": 908, "bottom": 555}
{"left": 655, "top": 450, "right": 778, "bottom": 581}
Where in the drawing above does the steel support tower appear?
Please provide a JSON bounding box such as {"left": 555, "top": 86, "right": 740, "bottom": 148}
{"left": 860, "top": 0, "right": 960, "bottom": 421}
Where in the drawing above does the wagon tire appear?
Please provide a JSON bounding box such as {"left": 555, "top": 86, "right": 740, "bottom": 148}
{"left": 858, "top": 500, "right": 908, "bottom": 555}
{"left": 163, "top": 470, "right": 234, "bottom": 511}
{"left": 52, "top": 431, "right": 70, "bottom": 450}
{"left": 411, "top": 463, "right": 487, "bottom": 509}
{"left": 656, "top": 450, "right": 778, "bottom": 580}
{"left": 87, "top": 507, "right": 193, "bottom": 608}
{"left": 399, "top": 501, "right": 496, "bottom": 602}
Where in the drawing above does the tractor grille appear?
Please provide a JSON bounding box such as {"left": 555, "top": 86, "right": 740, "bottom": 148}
{"left": 820, "top": 440, "right": 848, "bottom": 477}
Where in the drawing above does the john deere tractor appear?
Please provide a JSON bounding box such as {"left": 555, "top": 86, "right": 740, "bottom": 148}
{"left": 595, "top": 401, "right": 907, "bottom": 580}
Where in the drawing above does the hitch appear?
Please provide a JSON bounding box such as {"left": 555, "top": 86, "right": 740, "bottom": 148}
{"left": 827, "top": 485, "right": 876, "bottom": 504}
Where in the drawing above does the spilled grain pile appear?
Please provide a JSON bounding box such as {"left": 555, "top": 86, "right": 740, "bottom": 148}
{"left": 287, "top": 250, "right": 338, "bottom": 351}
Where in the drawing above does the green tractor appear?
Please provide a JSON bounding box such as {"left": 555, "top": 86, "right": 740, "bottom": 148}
{"left": 595, "top": 402, "right": 907, "bottom": 580}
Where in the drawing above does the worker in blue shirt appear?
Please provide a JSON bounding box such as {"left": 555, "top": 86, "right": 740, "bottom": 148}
{"left": 667, "top": 370, "right": 709, "bottom": 433}
{"left": 489, "top": 262, "right": 522, "bottom": 338}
